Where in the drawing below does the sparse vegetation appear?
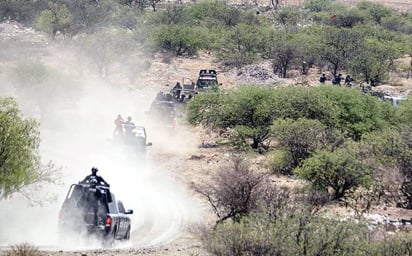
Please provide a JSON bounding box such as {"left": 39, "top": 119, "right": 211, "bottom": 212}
{"left": 2, "top": 0, "right": 412, "bottom": 255}
{"left": 1, "top": 0, "right": 411, "bottom": 83}
{"left": 6, "top": 243, "right": 43, "bottom": 256}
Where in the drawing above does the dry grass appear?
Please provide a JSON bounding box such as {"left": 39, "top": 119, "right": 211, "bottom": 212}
{"left": 6, "top": 243, "right": 43, "bottom": 256}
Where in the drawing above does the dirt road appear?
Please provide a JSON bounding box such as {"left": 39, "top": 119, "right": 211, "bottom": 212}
{"left": 0, "top": 20, "right": 214, "bottom": 255}
{"left": 0, "top": 81, "right": 213, "bottom": 255}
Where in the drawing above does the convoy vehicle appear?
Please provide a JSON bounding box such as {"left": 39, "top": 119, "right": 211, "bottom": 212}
{"left": 383, "top": 95, "right": 407, "bottom": 107}
{"left": 115, "top": 125, "right": 153, "bottom": 154}
{"left": 147, "top": 98, "right": 178, "bottom": 131}
{"left": 58, "top": 181, "right": 133, "bottom": 247}
{"left": 196, "top": 69, "right": 219, "bottom": 91}
{"left": 170, "top": 78, "right": 198, "bottom": 102}
{"left": 125, "top": 125, "right": 153, "bottom": 153}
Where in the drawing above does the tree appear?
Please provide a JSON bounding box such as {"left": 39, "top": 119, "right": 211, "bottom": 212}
{"left": 271, "top": 87, "right": 337, "bottom": 127}
{"left": 151, "top": 4, "right": 188, "bottom": 25}
{"left": 316, "top": 86, "right": 392, "bottom": 141}
{"left": 382, "top": 14, "right": 412, "bottom": 34}
{"left": 10, "top": 61, "right": 81, "bottom": 122}
{"left": 193, "top": 155, "right": 269, "bottom": 224}
{"left": 349, "top": 36, "right": 402, "bottom": 84}
{"left": 0, "top": 98, "right": 58, "bottom": 199}
{"left": 356, "top": 1, "right": 394, "bottom": 25}
{"left": 327, "top": 8, "right": 366, "bottom": 28}
{"left": 303, "top": 0, "right": 333, "bottom": 12}
{"left": 217, "top": 86, "right": 275, "bottom": 149}
{"left": 188, "top": 86, "right": 275, "bottom": 150}
{"left": 293, "top": 33, "right": 320, "bottom": 75}
{"left": 187, "top": 1, "right": 243, "bottom": 28}
{"left": 296, "top": 145, "right": 372, "bottom": 200}
{"left": 36, "top": 2, "right": 73, "bottom": 38}
{"left": 271, "top": 118, "right": 328, "bottom": 174}
{"left": 359, "top": 127, "right": 411, "bottom": 208}
{"left": 78, "top": 29, "right": 135, "bottom": 77}
{"left": 217, "top": 23, "right": 268, "bottom": 67}
{"left": 270, "top": 31, "right": 297, "bottom": 78}
{"left": 0, "top": 0, "right": 47, "bottom": 25}
{"left": 273, "top": 7, "right": 301, "bottom": 26}
{"left": 186, "top": 91, "right": 222, "bottom": 127}
{"left": 150, "top": 24, "right": 210, "bottom": 56}
{"left": 61, "top": 0, "right": 116, "bottom": 35}
{"left": 148, "top": 0, "right": 161, "bottom": 12}
{"left": 318, "top": 26, "right": 362, "bottom": 75}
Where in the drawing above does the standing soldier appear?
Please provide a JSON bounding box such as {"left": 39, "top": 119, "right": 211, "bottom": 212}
{"left": 113, "top": 114, "right": 124, "bottom": 137}
{"left": 123, "top": 116, "right": 136, "bottom": 136}
{"left": 319, "top": 74, "right": 326, "bottom": 84}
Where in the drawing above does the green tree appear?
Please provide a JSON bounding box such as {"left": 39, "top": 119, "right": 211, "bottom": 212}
{"left": 0, "top": 98, "right": 58, "bottom": 199}
{"left": 149, "top": 4, "right": 188, "bottom": 25}
{"left": 316, "top": 86, "right": 392, "bottom": 141}
{"left": 36, "top": 2, "right": 73, "bottom": 38}
{"left": 273, "top": 7, "right": 301, "bottom": 26}
{"left": 271, "top": 87, "right": 337, "bottom": 127}
{"left": 270, "top": 30, "right": 297, "bottom": 78}
{"left": 187, "top": 86, "right": 275, "bottom": 150}
{"left": 382, "top": 14, "right": 412, "bottom": 34}
{"left": 356, "top": 1, "right": 394, "bottom": 25}
{"left": 186, "top": 91, "right": 221, "bottom": 127}
{"left": 372, "top": 231, "right": 412, "bottom": 255}
{"left": 318, "top": 26, "right": 362, "bottom": 75}
{"left": 296, "top": 145, "right": 372, "bottom": 200}
{"left": 0, "top": 0, "right": 47, "bottom": 24}
{"left": 359, "top": 127, "right": 411, "bottom": 207}
{"left": 304, "top": 0, "right": 333, "bottom": 12}
{"left": 187, "top": 0, "right": 243, "bottom": 28}
{"left": 349, "top": 37, "right": 402, "bottom": 84}
{"left": 150, "top": 24, "right": 210, "bottom": 56}
{"left": 78, "top": 29, "right": 135, "bottom": 77}
{"left": 293, "top": 33, "right": 320, "bottom": 75}
{"left": 217, "top": 23, "right": 268, "bottom": 67}
{"left": 61, "top": 0, "right": 117, "bottom": 35}
{"left": 218, "top": 86, "right": 275, "bottom": 150}
{"left": 271, "top": 118, "right": 328, "bottom": 174}
{"left": 328, "top": 8, "right": 366, "bottom": 28}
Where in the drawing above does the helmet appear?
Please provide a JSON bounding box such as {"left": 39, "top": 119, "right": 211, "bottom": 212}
{"left": 91, "top": 167, "right": 98, "bottom": 174}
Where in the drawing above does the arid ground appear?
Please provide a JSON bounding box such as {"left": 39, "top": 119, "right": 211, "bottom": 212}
{"left": 0, "top": 0, "right": 412, "bottom": 255}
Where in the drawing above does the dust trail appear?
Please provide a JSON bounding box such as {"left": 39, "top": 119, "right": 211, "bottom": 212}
{"left": 0, "top": 77, "right": 203, "bottom": 249}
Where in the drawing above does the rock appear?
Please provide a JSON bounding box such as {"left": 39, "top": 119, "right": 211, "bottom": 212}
{"left": 189, "top": 155, "right": 205, "bottom": 160}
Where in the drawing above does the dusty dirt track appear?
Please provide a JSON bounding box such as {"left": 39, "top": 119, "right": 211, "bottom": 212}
{"left": 1, "top": 0, "right": 412, "bottom": 254}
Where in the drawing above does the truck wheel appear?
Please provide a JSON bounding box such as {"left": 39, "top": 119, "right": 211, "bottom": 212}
{"left": 124, "top": 227, "right": 131, "bottom": 240}
{"left": 103, "top": 229, "right": 116, "bottom": 248}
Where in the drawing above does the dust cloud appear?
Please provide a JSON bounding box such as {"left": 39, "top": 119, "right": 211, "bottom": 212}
{"left": 0, "top": 37, "right": 203, "bottom": 249}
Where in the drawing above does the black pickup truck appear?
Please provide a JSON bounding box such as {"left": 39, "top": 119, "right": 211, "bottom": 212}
{"left": 58, "top": 182, "right": 133, "bottom": 247}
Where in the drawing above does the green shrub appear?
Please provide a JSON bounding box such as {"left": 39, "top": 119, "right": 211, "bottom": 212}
{"left": 150, "top": 24, "right": 210, "bottom": 56}
{"left": 371, "top": 231, "right": 412, "bottom": 255}
{"left": 202, "top": 208, "right": 370, "bottom": 256}
{"left": 267, "top": 149, "right": 294, "bottom": 175}
{"left": 296, "top": 145, "right": 372, "bottom": 200}
{"left": 0, "top": 0, "right": 47, "bottom": 25}
{"left": 271, "top": 118, "right": 328, "bottom": 173}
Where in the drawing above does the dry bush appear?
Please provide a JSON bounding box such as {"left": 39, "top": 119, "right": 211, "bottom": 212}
{"left": 193, "top": 154, "right": 329, "bottom": 225}
{"left": 192, "top": 154, "right": 268, "bottom": 224}
{"left": 6, "top": 243, "right": 43, "bottom": 256}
